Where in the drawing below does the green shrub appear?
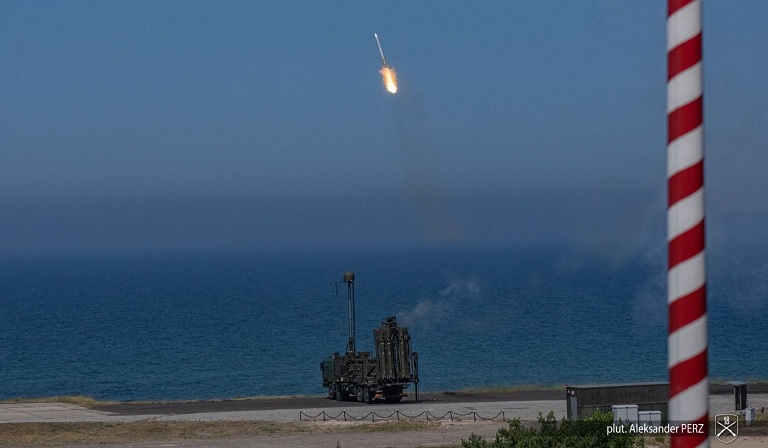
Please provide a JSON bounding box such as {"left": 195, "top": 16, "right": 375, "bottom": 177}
{"left": 462, "top": 411, "right": 644, "bottom": 448}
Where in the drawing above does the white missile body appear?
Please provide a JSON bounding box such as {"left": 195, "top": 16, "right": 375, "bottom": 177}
{"left": 374, "top": 33, "right": 388, "bottom": 67}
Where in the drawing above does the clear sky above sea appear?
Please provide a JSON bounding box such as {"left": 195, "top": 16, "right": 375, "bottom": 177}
{"left": 1, "top": 1, "right": 766, "bottom": 257}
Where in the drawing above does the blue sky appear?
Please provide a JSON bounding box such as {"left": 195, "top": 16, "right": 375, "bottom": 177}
{"left": 1, "top": 1, "right": 766, "bottom": 256}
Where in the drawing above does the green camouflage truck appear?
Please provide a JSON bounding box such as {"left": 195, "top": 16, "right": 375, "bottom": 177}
{"left": 320, "top": 273, "right": 419, "bottom": 404}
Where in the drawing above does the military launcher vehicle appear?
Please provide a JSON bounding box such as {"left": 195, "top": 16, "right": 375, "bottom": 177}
{"left": 320, "top": 272, "right": 419, "bottom": 404}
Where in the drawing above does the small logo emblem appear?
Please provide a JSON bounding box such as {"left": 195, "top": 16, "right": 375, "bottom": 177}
{"left": 715, "top": 414, "right": 738, "bottom": 444}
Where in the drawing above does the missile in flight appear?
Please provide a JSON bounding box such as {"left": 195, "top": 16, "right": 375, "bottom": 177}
{"left": 373, "top": 33, "right": 397, "bottom": 93}
{"left": 374, "top": 33, "right": 388, "bottom": 67}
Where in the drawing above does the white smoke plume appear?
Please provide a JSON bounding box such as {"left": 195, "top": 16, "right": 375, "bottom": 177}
{"left": 397, "top": 276, "right": 481, "bottom": 327}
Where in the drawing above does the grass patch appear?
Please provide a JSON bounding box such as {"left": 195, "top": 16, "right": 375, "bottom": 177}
{"left": 462, "top": 411, "right": 642, "bottom": 448}
{"left": 0, "top": 419, "right": 439, "bottom": 446}
{"left": 339, "top": 420, "right": 438, "bottom": 433}
{"left": 415, "top": 445, "right": 462, "bottom": 448}
{"left": 643, "top": 433, "right": 670, "bottom": 448}
{"left": 0, "top": 421, "right": 298, "bottom": 446}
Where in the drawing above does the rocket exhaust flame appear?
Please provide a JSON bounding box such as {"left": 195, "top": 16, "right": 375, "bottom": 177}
{"left": 374, "top": 33, "right": 398, "bottom": 94}
{"left": 379, "top": 66, "right": 398, "bottom": 94}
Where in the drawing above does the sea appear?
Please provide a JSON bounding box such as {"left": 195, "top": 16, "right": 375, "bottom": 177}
{"left": 1, "top": 245, "right": 766, "bottom": 402}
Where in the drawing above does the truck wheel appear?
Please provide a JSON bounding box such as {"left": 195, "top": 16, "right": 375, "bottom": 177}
{"left": 356, "top": 386, "right": 364, "bottom": 403}
{"left": 336, "top": 384, "right": 343, "bottom": 402}
{"left": 328, "top": 385, "right": 336, "bottom": 400}
{"left": 363, "top": 386, "right": 371, "bottom": 404}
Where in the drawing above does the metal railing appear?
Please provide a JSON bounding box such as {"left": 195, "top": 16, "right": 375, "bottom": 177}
{"left": 299, "top": 410, "right": 506, "bottom": 422}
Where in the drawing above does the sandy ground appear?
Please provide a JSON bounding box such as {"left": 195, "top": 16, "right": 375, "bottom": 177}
{"left": 0, "top": 420, "right": 502, "bottom": 448}
{"left": 2, "top": 421, "right": 767, "bottom": 448}
{"left": 2, "top": 388, "right": 767, "bottom": 447}
{"left": 0, "top": 395, "right": 555, "bottom": 447}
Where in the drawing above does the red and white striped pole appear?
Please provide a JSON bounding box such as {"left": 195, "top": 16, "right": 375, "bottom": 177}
{"left": 667, "top": 0, "right": 708, "bottom": 447}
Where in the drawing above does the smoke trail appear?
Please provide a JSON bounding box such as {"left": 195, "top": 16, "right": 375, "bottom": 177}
{"left": 397, "top": 276, "right": 480, "bottom": 327}
{"left": 394, "top": 91, "right": 462, "bottom": 242}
